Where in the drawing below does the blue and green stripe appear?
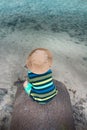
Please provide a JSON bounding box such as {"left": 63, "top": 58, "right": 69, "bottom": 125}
{"left": 25, "top": 69, "right": 58, "bottom": 104}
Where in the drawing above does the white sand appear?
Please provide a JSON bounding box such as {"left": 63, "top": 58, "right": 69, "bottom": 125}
{"left": 0, "top": 28, "right": 87, "bottom": 129}
{"left": 0, "top": 28, "right": 87, "bottom": 99}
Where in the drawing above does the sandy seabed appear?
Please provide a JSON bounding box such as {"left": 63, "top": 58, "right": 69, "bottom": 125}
{"left": 0, "top": 27, "right": 87, "bottom": 130}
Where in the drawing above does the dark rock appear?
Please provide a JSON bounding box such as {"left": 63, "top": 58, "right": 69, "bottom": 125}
{"left": 73, "top": 100, "right": 87, "bottom": 130}
{"left": 82, "top": 57, "right": 87, "bottom": 61}
{"left": 0, "top": 115, "right": 11, "bottom": 130}
{"left": 2, "top": 117, "right": 8, "bottom": 123}
{"left": 0, "top": 88, "right": 8, "bottom": 102}
{"left": 10, "top": 79, "right": 75, "bottom": 130}
{"left": 0, "top": 88, "right": 8, "bottom": 95}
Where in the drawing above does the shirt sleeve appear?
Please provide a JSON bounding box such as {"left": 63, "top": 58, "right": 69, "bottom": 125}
{"left": 24, "top": 82, "right": 32, "bottom": 95}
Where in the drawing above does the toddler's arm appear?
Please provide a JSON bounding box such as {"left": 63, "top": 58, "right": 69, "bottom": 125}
{"left": 23, "top": 81, "right": 32, "bottom": 95}
{"left": 23, "top": 81, "right": 28, "bottom": 87}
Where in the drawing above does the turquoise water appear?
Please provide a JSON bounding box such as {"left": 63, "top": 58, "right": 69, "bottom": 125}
{"left": 0, "top": 0, "right": 87, "bottom": 15}
{"left": 0, "top": 0, "right": 87, "bottom": 41}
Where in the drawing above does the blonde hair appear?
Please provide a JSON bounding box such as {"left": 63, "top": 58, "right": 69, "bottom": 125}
{"left": 26, "top": 48, "right": 52, "bottom": 69}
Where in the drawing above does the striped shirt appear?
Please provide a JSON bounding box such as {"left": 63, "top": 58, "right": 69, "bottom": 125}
{"left": 24, "top": 69, "right": 58, "bottom": 104}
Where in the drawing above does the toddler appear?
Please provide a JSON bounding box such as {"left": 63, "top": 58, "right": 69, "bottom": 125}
{"left": 23, "top": 48, "right": 58, "bottom": 104}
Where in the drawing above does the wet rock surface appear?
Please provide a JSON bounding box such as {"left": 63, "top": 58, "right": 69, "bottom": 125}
{"left": 0, "top": 79, "right": 87, "bottom": 130}
{"left": 10, "top": 79, "right": 76, "bottom": 130}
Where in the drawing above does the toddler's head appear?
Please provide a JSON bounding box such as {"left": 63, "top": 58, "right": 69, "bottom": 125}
{"left": 26, "top": 48, "right": 52, "bottom": 74}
